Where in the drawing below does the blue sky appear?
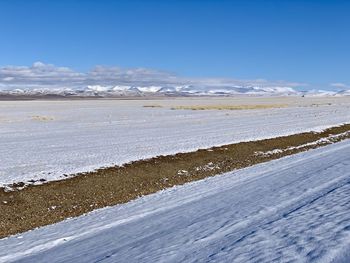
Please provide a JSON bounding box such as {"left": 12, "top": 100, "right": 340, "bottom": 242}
{"left": 0, "top": 0, "right": 349, "bottom": 90}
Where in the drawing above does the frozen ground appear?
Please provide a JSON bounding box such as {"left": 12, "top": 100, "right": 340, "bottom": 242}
{"left": 1, "top": 139, "right": 350, "bottom": 262}
{"left": 0, "top": 97, "right": 349, "bottom": 186}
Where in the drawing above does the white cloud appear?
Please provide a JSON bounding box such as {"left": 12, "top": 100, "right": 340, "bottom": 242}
{"left": 330, "top": 83, "right": 349, "bottom": 89}
{"left": 0, "top": 62, "right": 85, "bottom": 89}
{"left": 0, "top": 62, "right": 305, "bottom": 91}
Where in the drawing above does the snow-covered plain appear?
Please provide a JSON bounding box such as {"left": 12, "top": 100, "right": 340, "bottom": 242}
{"left": 1, "top": 139, "right": 350, "bottom": 262}
{"left": 0, "top": 97, "right": 349, "bottom": 186}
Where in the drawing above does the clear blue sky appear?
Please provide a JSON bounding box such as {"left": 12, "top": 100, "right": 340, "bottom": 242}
{"left": 1, "top": 0, "right": 349, "bottom": 89}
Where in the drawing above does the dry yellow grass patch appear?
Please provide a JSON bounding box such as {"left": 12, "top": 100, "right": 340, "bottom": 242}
{"left": 170, "top": 104, "right": 288, "bottom": 111}
{"left": 30, "top": 115, "right": 55, "bottom": 121}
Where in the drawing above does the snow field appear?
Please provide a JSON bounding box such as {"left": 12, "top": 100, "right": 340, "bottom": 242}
{"left": 0, "top": 98, "right": 349, "bottom": 186}
{"left": 1, "top": 139, "right": 350, "bottom": 262}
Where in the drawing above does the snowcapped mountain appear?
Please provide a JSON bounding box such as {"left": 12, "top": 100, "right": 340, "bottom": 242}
{"left": 1, "top": 62, "right": 348, "bottom": 98}
{"left": 0, "top": 85, "right": 348, "bottom": 98}
{"left": 300, "top": 89, "right": 350, "bottom": 97}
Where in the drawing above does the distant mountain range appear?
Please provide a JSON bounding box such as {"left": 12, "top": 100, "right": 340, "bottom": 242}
{"left": 0, "top": 85, "right": 349, "bottom": 98}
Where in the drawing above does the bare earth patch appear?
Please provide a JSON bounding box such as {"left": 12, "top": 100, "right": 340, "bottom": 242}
{"left": 142, "top": 104, "right": 163, "bottom": 108}
{"left": 0, "top": 124, "right": 350, "bottom": 238}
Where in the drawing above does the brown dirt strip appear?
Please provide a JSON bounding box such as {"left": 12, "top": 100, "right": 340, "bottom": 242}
{"left": 1, "top": 124, "right": 350, "bottom": 239}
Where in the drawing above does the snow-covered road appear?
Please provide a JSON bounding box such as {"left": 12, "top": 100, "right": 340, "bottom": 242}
{"left": 1, "top": 99, "right": 349, "bottom": 185}
{"left": 1, "top": 140, "right": 350, "bottom": 262}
